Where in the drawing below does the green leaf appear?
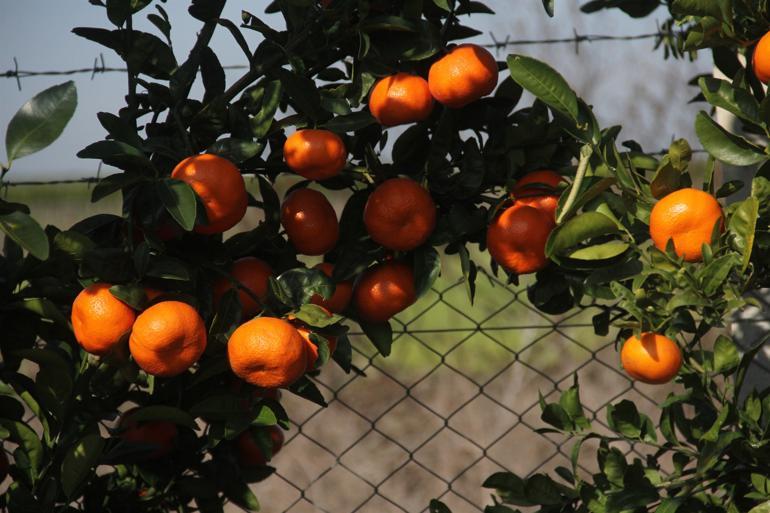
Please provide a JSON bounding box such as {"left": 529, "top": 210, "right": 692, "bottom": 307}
{"left": 698, "top": 77, "right": 762, "bottom": 127}
{"left": 250, "top": 80, "right": 282, "bottom": 138}
{"left": 713, "top": 336, "right": 740, "bottom": 374}
{"left": 17, "top": 298, "right": 69, "bottom": 327}
{"left": 158, "top": 179, "right": 197, "bottom": 232}
{"left": 91, "top": 172, "right": 145, "bottom": 202}
{"left": 546, "top": 212, "right": 619, "bottom": 258}
{"left": 748, "top": 501, "right": 770, "bottom": 513}
{"left": 5, "top": 81, "right": 77, "bottom": 162}
{"left": 274, "top": 68, "right": 323, "bottom": 122}
{"left": 655, "top": 498, "right": 682, "bottom": 513}
{"left": 287, "top": 376, "right": 327, "bottom": 407}
{"left": 320, "top": 111, "right": 376, "bottom": 133}
{"left": 525, "top": 474, "right": 562, "bottom": 505}
{"left": 293, "top": 304, "right": 341, "bottom": 328}
{"left": 728, "top": 196, "right": 758, "bottom": 272}
{"left": 77, "top": 140, "right": 153, "bottom": 170}
{"left": 222, "top": 478, "right": 260, "bottom": 511}
{"left": 360, "top": 15, "right": 420, "bottom": 32}
{"left": 542, "top": 0, "right": 554, "bottom": 16}
{"left": 0, "top": 420, "right": 43, "bottom": 483}
{"left": 0, "top": 210, "right": 49, "bottom": 260}
{"left": 568, "top": 240, "right": 629, "bottom": 261}
{"left": 606, "top": 400, "right": 642, "bottom": 439}
{"left": 507, "top": 54, "right": 578, "bottom": 122}
{"left": 277, "top": 268, "right": 333, "bottom": 308}
{"left": 429, "top": 499, "right": 452, "bottom": 513}
{"left": 483, "top": 472, "right": 532, "bottom": 507}
{"left": 359, "top": 319, "right": 393, "bottom": 356}
{"left": 413, "top": 246, "right": 441, "bottom": 299}
{"left": 695, "top": 111, "right": 767, "bottom": 166}
{"left": 700, "top": 254, "right": 736, "bottom": 295}
{"left": 61, "top": 434, "right": 104, "bottom": 498}
{"left": 207, "top": 138, "right": 263, "bottom": 164}
{"left": 650, "top": 158, "right": 681, "bottom": 199}
{"left": 54, "top": 230, "right": 95, "bottom": 260}
{"left": 700, "top": 404, "right": 729, "bottom": 442}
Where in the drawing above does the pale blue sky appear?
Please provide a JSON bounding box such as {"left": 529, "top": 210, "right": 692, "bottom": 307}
{"left": 0, "top": 1, "right": 710, "bottom": 180}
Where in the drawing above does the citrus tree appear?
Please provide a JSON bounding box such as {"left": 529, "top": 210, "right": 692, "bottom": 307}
{"left": 429, "top": 1, "right": 770, "bottom": 512}
{"left": 0, "top": 0, "right": 769, "bottom": 512}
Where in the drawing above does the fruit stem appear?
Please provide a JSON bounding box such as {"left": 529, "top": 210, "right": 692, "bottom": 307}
{"left": 556, "top": 144, "right": 592, "bottom": 224}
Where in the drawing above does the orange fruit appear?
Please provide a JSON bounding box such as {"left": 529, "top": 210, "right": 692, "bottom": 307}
{"left": 487, "top": 203, "right": 554, "bottom": 275}
{"left": 512, "top": 170, "right": 565, "bottom": 221}
{"left": 236, "top": 425, "right": 285, "bottom": 467}
{"left": 428, "top": 44, "right": 498, "bottom": 108}
{"left": 228, "top": 317, "right": 308, "bottom": 388}
{"left": 71, "top": 283, "right": 136, "bottom": 356}
{"left": 311, "top": 262, "right": 352, "bottom": 314}
{"left": 363, "top": 177, "right": 437, "bottom": 251}
{"left": 281, "top": 188, "right": 339, "bottom": 256}
{"left": 368, "top": 73, "right": 434, "bottom": 127}
{"left": 129, "top": 301, "right": 207, "bottom": 377}
{"left": 118, "top": 408, "right": 178, "bottom": 459}
{"left": 620, "top": 333, "right": 682, "bottom": 384}
{"left": 353, "top": 261, "right": 416, "bottom": 323}
{"left": 283, "top": 129, "right": 347, "bottom": 181}
{"left": 171, "top": 154, "right": 248, "bottom": 234}
{"left": 649, "top": 188, "right": 724, "bottom": 262}
{"left": 754, "top": 31, "right": 770, "bottom": 83}
{"left": 213, "top": 257, "right": 272, "bottom": 318}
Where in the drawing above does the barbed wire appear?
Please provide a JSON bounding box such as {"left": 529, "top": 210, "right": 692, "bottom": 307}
{"left": 2, "top": 30, "right": 671, "bottom": 90}
{"left": 0, "top": 27, "right": 696, "bottom": 188}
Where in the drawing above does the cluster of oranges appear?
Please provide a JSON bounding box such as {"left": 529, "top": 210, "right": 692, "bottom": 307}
{"left": 620, "top": 187, "right": 724, "bottom": 384}
{"left": 68, "top": 34, "right": 735, "bottom": 470}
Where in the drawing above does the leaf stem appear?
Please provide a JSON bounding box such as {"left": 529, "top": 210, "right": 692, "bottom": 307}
{"left": 556, "top": 144, "right": 592, "bottom": 224}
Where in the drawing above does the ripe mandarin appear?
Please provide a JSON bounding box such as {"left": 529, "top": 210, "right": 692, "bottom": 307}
{"left": 283, "top": 129, "right": 346, "bottom": 181}
{"left": 649, "top": 188, "right": 723, "bottom": 262}
{"left": 621, "top": 333, "right": 682, "bottom": 384}
{"left": 428, "top": 44, "right": 498, "bottom": 108}
{"left": 71, "top": 283, "right": 136, "bottom": 356}
{"left": 363, "top": 177, "right": 437, "bottom": 251}
{"left": 228, "top": 317, "right": 308, "bottom": 388}
{"left": 171, "top": 154, "right": 248, "bottom": 234}
{"left": 353, "top": 261, "right": 416, "bottom": 323}
{"left": 369, "top": 73, "right": 434, "bottom": 126}
{"left": 281, "top": 188, "right": 339, "bottom": 256}
{"left": 487, "top": 203, "right": 554, "bottom": 275}
{"left": 754, "top": 31, "right": 770, "bottom": 83}
{"left": 129, "top": 301, "right": 207, "bottom": 377}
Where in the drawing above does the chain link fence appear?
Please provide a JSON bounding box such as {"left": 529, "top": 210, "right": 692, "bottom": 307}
{"left": 241, "top": 264, "right": 770, "bottom": 513}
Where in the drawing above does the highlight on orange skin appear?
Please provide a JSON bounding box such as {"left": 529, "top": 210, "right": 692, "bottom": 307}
{"left": 283, "top": 129, "right": 347, "bottom": 181}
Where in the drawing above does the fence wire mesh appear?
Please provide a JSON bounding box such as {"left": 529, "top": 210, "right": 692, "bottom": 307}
{"left": 234, "top": 265, "right": 770, "bottom": 513}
